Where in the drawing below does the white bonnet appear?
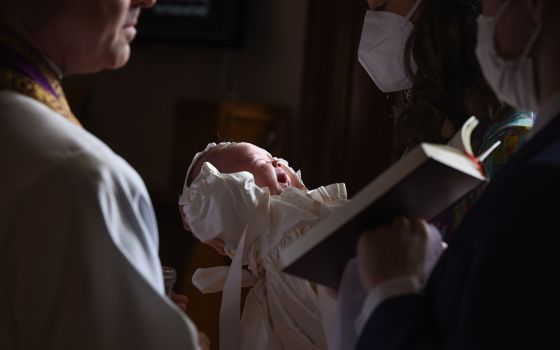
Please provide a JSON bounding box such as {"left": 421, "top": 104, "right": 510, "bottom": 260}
{"left": 178, "top": 142, "right": 305, "bottom": 250}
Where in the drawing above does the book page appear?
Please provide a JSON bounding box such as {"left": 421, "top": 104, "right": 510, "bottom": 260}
{"left": 446, "top": 116, "right": 478, "bottom": 155}
{"left": 461, "top": 116, "right": 479, "bottom": 156}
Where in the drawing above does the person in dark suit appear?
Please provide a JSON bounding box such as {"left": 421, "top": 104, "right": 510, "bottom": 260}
{"left": 350, "top": 0, "right": 560, "bottom": 348}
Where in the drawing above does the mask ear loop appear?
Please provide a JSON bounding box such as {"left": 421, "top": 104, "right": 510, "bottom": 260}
{"left": 402, "top": 0, "right": 424, "bottom": 29}
{"left": 493, "top": 0, "right": 512, "bottom": 23}
{"left": 521, "top": 22, "right": 543, "bottom": 58}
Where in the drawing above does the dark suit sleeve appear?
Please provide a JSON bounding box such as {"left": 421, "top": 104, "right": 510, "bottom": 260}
{"left": 356, "top": 162, "right": 560, "bottom": 350}
{"left": 356, "top": 294, "right": 439, "bottom": 349}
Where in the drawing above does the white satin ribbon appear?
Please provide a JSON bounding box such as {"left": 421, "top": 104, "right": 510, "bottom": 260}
{"left": 192, "top": 266, "right": 258, "bottom": 294}
{"left": 216, "top": 197, "right": 269, "bottom": 350}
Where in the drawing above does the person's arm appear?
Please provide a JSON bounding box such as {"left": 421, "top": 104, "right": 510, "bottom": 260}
{"left": 329, "top": 220, "right": 444, "bottom": 350}
{"left": 354, "top": 163, "right": 560, "bottom": 349}
{"left": 353, "top": 217, "right": 437, "bottom": 349}
{"left": 6, "top": 154, "right": 200, "bottom": 349}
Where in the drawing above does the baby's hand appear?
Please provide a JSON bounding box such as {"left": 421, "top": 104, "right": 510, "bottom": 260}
{"left": 169, "top": 292, "right": 211, "bottom": 349}
{"left": 198, "top": 331, "right": 211, "bottom": 350}
{"left": 170, "top": 292, "right": 188, "bottom": 312}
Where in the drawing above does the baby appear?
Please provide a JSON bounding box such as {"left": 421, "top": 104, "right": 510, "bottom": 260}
{"left": 178, "top": 142, "right": 347, "bottom": 350}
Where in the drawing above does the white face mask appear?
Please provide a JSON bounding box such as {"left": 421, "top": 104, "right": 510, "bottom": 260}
{"left": 475, "top": 0, "right": 542, "bottom": 111}
{"left": 357, "top": 0, "right": 423, "bottom": 93}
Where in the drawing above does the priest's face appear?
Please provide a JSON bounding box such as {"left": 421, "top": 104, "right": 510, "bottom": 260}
{"left": 27, "top": 0, "right": 156, "bottom": 75}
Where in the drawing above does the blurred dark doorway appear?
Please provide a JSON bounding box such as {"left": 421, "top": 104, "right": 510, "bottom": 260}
{"left": 297, "top": 0, "right": 395, "bottom": 196}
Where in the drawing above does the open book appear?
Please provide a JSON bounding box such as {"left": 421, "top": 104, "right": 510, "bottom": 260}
{"left": 280, "top": 117, "right": 500, "bottom": 289}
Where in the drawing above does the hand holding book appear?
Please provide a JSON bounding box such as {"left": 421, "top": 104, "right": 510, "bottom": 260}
{"left": 280, "top": 116, "right": 500, "bottom": 289}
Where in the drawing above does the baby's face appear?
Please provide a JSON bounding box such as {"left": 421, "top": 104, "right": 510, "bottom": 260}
{"left": 229, "top": 143, "right": 293, "bottom": 195}
{"left": 183, "top": 143, "right": 307, "bottom": 256}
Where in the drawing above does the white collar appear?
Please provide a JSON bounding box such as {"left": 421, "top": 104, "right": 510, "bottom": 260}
{"left": 527, "top": 90, "right": 560, "bottom": 140}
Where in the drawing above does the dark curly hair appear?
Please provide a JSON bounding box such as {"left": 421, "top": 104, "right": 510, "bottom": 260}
{"left": 393, "top": 0, "right": 504, "bottom": 150}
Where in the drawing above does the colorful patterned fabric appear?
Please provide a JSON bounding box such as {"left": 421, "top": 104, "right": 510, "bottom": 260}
{"left": 432, "top": 111, "right": 535, "bottom": 241}
{"left": 0, "top": 29, "right": 80, "bottom": 126}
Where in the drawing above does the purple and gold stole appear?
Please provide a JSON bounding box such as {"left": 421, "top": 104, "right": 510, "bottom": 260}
{"left": 0, "top": 29, "right": 81, "bottom": 126}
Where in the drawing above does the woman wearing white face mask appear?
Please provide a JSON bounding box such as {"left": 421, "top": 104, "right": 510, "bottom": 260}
{"left": 358, "top": 0, "right": 535, "bottom": 240}
{"left": 338, "top": 0, "right": 560, "bottom": 349}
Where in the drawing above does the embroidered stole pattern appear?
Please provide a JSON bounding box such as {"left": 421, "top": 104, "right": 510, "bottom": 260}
{"left": 0, "top": 30, "right": 81, "bottom": 126}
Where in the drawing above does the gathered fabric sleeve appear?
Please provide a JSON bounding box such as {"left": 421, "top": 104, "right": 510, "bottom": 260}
{"left": 0, "top": 153, "right": 200, "bottom": 350}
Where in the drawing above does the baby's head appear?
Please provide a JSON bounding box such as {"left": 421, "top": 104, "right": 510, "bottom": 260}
{"left": 179, "top": 142, "right": 305, "bottom": 256}
{"left": 187, "top": 142, "right": 304, "bottom": 195}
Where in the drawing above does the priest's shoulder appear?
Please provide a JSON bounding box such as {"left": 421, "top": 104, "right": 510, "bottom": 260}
{"left": 0, "top": 91, "right": 146, "bottom": 197}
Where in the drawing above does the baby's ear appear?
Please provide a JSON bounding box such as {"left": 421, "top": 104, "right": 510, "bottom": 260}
{"left": 178, "top": 205, "right": 193, "bottom": 232}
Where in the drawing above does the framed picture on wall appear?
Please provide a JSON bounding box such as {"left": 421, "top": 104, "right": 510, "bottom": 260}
{"left": 137, "top": 0, "right": 246, "bottom": 47}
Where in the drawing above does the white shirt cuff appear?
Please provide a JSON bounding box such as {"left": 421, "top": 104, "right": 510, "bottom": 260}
{"left": 354, "top": 276, "right": 422, "bottom": 335}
